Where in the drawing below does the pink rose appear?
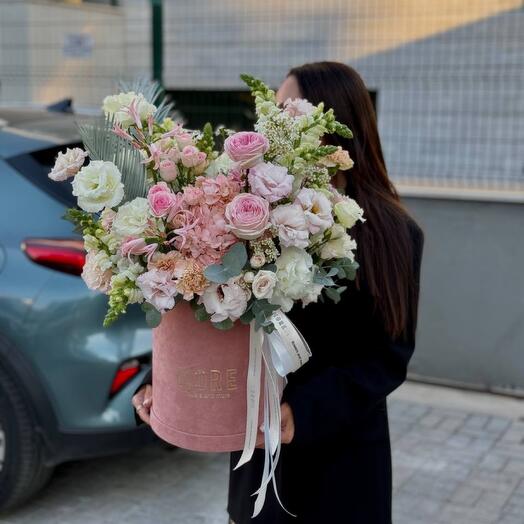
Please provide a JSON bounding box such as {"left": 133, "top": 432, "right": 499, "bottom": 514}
{"left": 159, "top": 159, "right": 179, "bottom": 182}
{"left": 225, "top": 193, "right": 270, "bottom": 240}
{"left": 147, "top": 182, "right": 176, "bottom": 217}
{"left": 248, "top": 162, "right": 293, "bottom": 203}
{"left": 180, "top": 145, "right": 207, "bottom": 169}
{"left": 224, "top": 132, "right": 269, "bottom": 168}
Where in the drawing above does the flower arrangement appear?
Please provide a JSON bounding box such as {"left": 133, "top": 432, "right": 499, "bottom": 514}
{"left": 50, "top": 75, "right": 364, "bottom": 331}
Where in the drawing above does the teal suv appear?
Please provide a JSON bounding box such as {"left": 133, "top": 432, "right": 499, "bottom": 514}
{"left": 0, "top": 108, "right": 154, "bottom": 511}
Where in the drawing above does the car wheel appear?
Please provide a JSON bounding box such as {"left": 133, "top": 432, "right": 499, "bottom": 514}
{"left": 0, "top": 366, "right": 54, "bottom": 512}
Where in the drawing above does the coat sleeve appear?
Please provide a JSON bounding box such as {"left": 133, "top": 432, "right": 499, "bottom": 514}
{"left": 134, "top": 369, "right": 153, "bottom": 426}
{"left": 283, "top": 224, "right": 424, "bottom": 448}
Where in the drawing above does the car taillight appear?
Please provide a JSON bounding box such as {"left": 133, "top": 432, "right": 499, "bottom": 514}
{"left": 110, "top": 359, "right": 142, "bottom": 397}
{"left": 21, "top": 238, "right": 86, "bottom": 276}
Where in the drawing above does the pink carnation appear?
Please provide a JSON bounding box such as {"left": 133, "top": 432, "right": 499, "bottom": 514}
{"left": 224, "top": 131, "right": 269, "bottom": 168}
{"left": 136, "top": 268, "right": 177, "bottom": 312}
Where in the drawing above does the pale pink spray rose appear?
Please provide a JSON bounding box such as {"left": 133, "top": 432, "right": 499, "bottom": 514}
{"left": 180, "top": 145, "right": 207, "bottom": 169}
{"left": 248, "top": 162, "right": 293, "bottom": 203}
{"left": 224, "top": 131, "right": 269, "bottom": 168}
{"left": 48, "top": 147, "right": 88, "bottom": 181}
{"left": 135, "top": 268, "right": 177, "bottom": 312}
{"left": 270, "top": 204, "right": 309, "bottom": 249}
{"left": 147, "top": 182, "right": 176, "bottom": 217}
{"left": 225, "top": 193, "right": 270, "bottom": 240}
{"left": 159, "top": 159, "right": 179, "bottom": 182}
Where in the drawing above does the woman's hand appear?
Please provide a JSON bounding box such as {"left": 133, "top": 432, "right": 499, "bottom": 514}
{"left": 132, "top": 384, "right": 152, "bottom": 425}
{"left": 257, "top": 402, "right": 295, "bottom": 446}
{"left": 280, "top": 402, "right": 295, "bottom": 444}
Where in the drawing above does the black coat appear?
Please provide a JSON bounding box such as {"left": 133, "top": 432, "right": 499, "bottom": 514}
{"left": 138, "top": 217, "right": 424, "bottom": 524}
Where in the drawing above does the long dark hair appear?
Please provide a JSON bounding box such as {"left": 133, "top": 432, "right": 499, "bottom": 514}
{"left": 289, "top": 61, "right": 419, "bottom": 341}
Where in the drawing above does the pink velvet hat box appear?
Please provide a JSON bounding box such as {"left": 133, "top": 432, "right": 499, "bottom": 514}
{"left": 150, "top": 302, "right": 264, "bottom": 452}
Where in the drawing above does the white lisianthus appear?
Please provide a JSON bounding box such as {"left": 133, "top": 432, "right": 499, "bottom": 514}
{"left": 81, "top": 250, "right": 113, "bottom": 293}
{"left": 48, "top": 147, "right": 88, "bottom": 181}
{"left": 334, "top": 198, "right": 365, "bottom": 229}
{"left": 71, "top": 161, "right": 124, "bottom": 213}
{"left": 200, "top": 277, "right": 248, "bottom": 323}
{"left": 111, "top": 198, "right": 151, "bottom": 238}
{"left": 269, "top": 247, "right": 315, "bottom": 312}
{"left": 320, "top": 232, "right": 357, "bottom": 261}
{"left": 251, "top": 270, "right": 277, "bottom": 300}
{"left": 102, "top": 91, "right": 157, "bottom": 129}
{"left": 294, "top": 188, "right": 333, "bottom": 235}
{"left": 270, "top": 204, "right": 309, "bottom": 249}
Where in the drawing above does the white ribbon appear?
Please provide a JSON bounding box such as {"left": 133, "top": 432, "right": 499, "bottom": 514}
{"left": 233, "top": 311, "right": 312, "bottom": 518}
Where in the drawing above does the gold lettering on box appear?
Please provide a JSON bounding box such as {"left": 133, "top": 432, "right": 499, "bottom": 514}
{"left": 175, "top": 367, "right": 238, "bottom": 398}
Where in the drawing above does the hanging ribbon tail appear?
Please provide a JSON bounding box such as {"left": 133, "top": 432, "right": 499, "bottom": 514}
{"left": 234, "top": 311, "right": 311, "bottom": 518}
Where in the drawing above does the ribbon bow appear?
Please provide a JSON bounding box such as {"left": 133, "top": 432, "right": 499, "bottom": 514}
{"left": 234, "top": 310, "right": 311, "bottom": 518}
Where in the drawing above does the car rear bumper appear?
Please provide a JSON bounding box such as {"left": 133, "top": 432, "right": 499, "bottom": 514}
{"left": 42, "top": 424, "right": 157, "bottom": 467}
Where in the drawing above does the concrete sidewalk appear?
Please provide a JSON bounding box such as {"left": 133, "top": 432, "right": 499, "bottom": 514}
{"left": 1, "top": 382, "right": 523, "bottom": 524}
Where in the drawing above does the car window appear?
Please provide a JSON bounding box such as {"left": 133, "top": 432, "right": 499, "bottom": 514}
{"left": 6, "top": 143, "right": 82, "bottom": 207}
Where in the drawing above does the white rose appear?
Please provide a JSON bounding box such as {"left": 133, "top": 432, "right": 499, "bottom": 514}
{"left": 72, "top": 161, "right": 124, "bottom": 212}
{"left": 252, "top": 270, "right": 277, "bottom": 300}
{"left": 270, "top": 204, "right": 309, "bottom": 249}
{"left": 48, "top": 147, "right": 88, "bottom": 181}
{"left": 112, "top": 197, "right": 151, "bottom": 238}
{"left": 200, "top": 277, "right": 248, "bottom": 323}
{"left": 334, "top": 198, "right": 365, "bottom": 229}
{"left": 81, "top": 250, "right": 113, "bottom": 293}
{"left": 295, "top": 188, "right": 333, "bottom": 234}
{"left": 269, "top": 247, "right": 314, "bottom": 312}
{"left": 102, "top": 91, "right": 157, "bottom": 129}
{"left": 320, "top": 233, "right": 357, "bottom": 260}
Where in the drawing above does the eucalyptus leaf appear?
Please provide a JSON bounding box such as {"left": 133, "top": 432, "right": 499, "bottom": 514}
{"left": 145, "top": 307, "right": 162, "bottom": 328}
{"left": 213, "top": 318, "right": 234, "bottom": 331}
{"left": 325, "top": 287, "right": 342, "bottom": 304}
{"left": 204, "top": 243, "right": 247, "bottom": 283}
{"left": 194, "top": 307, "right": 211, "bottom": 322}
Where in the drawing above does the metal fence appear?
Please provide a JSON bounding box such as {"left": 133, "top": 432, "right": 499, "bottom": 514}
{"left": 1, "top": 0, "right": 523, "bottom": 191}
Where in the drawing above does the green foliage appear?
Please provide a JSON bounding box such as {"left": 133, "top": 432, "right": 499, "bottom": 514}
{"left": 141, "top": 302, "right": 162, "bottom": 328}
{"left": 77, "top": 115, "right": 148, "bottom": 203}
{"left": 204, "top": 243, "right": 248, "bottom": 284}
{"left": 252, "top": 300, "right": 280, "bottom": 331}
{"left": 63, "top": 208, "right": 96, "bottom": 234}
